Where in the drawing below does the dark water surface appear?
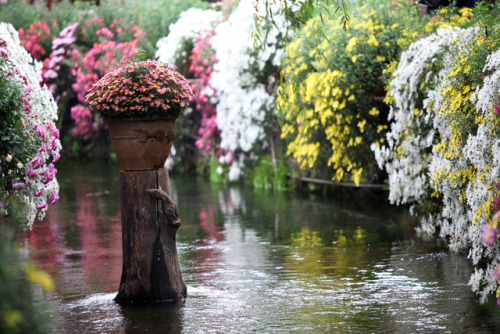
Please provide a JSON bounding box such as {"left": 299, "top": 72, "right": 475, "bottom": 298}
{"left": 22, "top": 162, "right": 500, "bottom": 333}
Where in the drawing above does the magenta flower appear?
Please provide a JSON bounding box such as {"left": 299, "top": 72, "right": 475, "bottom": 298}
{"left": 494, "top": 102, "right": 500, "bottom": 115}
{"left": 36, "top": 203, "right": 48, "bottom": 210}
{"left": 493, "top": 196, "right": 500, "bottom": 211}
{"left": 482, "top": 223, "right": 499, "bottom": 247}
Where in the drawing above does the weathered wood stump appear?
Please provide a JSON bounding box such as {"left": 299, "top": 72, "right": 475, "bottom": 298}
{"left": 115, "top": 169, "right": 186, "bottom": 304}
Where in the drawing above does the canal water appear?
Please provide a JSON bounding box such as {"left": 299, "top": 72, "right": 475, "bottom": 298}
{"left": 22, "top": 162, "right": 500, "bottom": 333}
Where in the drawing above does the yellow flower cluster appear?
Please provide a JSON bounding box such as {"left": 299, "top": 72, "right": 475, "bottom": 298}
{"left": 279, "top": 5, "right": 401, "bottom": 185}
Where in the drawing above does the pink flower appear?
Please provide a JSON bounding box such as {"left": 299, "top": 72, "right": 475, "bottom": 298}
{"left": 492, "top": 266, "right": 500, "bottom": 282}
{"left": 12, "top": 182, "right": 24, "bottom": 189}
{"left": 482, "top": 223, "right": 498, "bottom": 247}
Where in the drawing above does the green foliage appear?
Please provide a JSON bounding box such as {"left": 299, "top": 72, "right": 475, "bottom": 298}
{"left": 96, "top": 0, "right": 209, "bottom": 53}
{"left": 209, "top": 158, "right": 226, "bottom": 184}
{"left": 253, "top": 0, "right": 351, "bottom": 51}
{"left": 172, "top": 37, "right": 195, "bottom": 78}
{"left": 249, "top": 155, "right": 289, "bottom": 190}
{"left": 461, "top": 0, "right": 500, "bottom": 27}
{"left": 0, "top": 66, "right": 38, "bottom": 193}
{"left": 0, "top": 0, "right": 209, "bottom": 56}
{"left": 0, "top": 230, "right": 50, "bottom": 334}
{"left": 0, "top": 0, "right": 39, "bottom": 30}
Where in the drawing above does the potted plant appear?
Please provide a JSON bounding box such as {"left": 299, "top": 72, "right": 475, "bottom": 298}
{"left": 85, "top": 59, "right": 193, "bottom": 170}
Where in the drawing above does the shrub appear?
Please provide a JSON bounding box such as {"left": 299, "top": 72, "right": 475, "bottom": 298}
{"left": 0, "top": 0, "right": 38, "bottom": 31}
{"left": 69, "top": 18, "right": 145, "bottom": 138}
{"left": 278, "top": 3, "right": 402, "bottom": 185}
{"left": 0, "top": 23, "right": 61, "bottom": 229}
{"left": 155, "top": 7, "right": 222, "bottom": 67}
{"left": 374, "top": 5, "right": 500, "bottom": 304}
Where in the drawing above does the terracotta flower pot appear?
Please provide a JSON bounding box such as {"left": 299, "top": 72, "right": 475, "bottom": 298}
{"left": 105, "top": 117, "right": 176, "bottom": 171}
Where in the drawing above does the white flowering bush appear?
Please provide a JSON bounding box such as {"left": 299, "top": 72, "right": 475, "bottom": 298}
{"left": 155, "top": 8, "right": 222, "bottom": 65}
{"left": 0, "top": 23, "right": 61, "bottom": 229}
{"left": 210, "top": 0, "right": 286, "bottom": 180}
{"left": 372, "top": 27, "right": 461, "bottom": 207}
{"left": 374, "top": 22, "right": 500, "bottom": 304}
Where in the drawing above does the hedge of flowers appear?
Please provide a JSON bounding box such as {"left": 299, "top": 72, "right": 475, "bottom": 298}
{"left": 69, "top": 18, "right": 144, "bottom": 138}
{"left": 155, "top": 0, "right": 286, "bottom": 180}
{"left": 0, "top": 0, "right": 208, "bottom": 159}
{"left": 209, "top": 0, "right": 286, "bottom": 180}
{"left": 0, "top": 22, "right": 61, "bottom": 229}
{"left": 16, "top": 14, "right": 147, "bottom": 140}
{"left": 374, "top": 8, "right": 500, "bottom": 303}
{"left": 190, "top": 27, "right": 220, "bottom": 154}
{"left": 278, "top": 4, "right": 402, "bottom": 185}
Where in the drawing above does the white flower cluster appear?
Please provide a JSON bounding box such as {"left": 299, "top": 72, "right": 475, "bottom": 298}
{"left": 374, "top": 25, "right": 500, "bottom": 303}
{"left": 155, "top": 8, "right": 222, "bottom": 64}
{"left": 0, "top": 23, "right": 61, "bottom": 229}
{"left": 373, "top": 28, "right": 461, "bottom": 206}
{"left": 210, "top": 0, "right": 286, "bottom": 180}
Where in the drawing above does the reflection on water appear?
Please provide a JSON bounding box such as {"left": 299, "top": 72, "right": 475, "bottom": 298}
{"left": 20, "top": 162, "right": 500, "bottom": 333}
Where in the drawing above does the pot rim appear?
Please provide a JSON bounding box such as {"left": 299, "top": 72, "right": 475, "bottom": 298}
{"left": 104, "top": 116, "right": 178, "bottom": 124}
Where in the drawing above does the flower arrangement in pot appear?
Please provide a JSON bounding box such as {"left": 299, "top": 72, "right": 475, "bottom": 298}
{"left": 86, "top": 59, "right": 194, "bottom": 170}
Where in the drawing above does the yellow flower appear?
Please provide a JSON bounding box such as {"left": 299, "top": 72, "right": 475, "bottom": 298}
{"left": 24, "top": 264, "right": 54, "bottom": 291}
{"left": 357, "top": 119, "right": 366, "bottom": 132}
{"left": 369, "top": 107, "right": 379, "bottom": 116}
{"left": 376, "top": 55, "right": 385, "bottom": 62}
{"left": 335, "top": 168, "right": 344, "bottom": 181}
{"left": 377, "top": 125, "right": 388, "bottom": 133}
{"left": 351, "top": 55, "right": 358, "bottom": 63}
{"left": 352, "top": 168, "right": 363, "bottom": 186}
{"left": 346, "top": 37, "right": 358, "bottom": 51}
{"left": 367, "top": 35, "right": 379, "bottom": 46}
{"left": 1, "top": 310, "right": 22, "bottom": 329}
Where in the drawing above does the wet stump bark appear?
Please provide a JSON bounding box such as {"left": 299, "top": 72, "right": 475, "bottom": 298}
{"left": 115, "top": 169, "right": 186, "bottom": 304}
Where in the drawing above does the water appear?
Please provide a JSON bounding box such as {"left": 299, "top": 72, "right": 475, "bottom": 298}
{"left": 21, "top": 162, "right": 500, "bottom": 333}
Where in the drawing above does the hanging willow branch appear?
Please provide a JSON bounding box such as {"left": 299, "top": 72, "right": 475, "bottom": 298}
{"left": 252, "top": 0, "right": 351, "bottom": 51}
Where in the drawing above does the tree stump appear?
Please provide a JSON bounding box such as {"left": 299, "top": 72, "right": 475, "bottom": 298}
{"left": 115, "top": 169, "right": 186, "bottom": 304}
